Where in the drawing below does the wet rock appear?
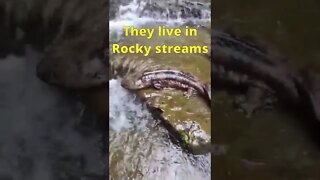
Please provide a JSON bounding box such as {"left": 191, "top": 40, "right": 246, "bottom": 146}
{"left": 234, "top": 86, "right": 277, "bottom": 118}
{"left": 176, "top": 121, "right": 210, "bottom": 148}
{"left": 110, "top": 25, "right": 211, "bottom": 152}
{"left": 139, "top": 0, "right": 210, "bottom": 20}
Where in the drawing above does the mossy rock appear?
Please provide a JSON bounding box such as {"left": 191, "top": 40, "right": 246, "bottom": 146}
{"left": 110, "top": 25, "right": 211, "bottom": 151}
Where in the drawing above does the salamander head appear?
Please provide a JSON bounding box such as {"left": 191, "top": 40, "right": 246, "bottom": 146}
{"left": 121, "top": 73, "right": 149, "bottom": 90}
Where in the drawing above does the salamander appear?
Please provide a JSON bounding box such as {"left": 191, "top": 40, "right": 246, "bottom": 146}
{"left": 121, "top": 69, "right": 211, "bottom": 106}
{"left": 212, "top": 29, "right": 299, "bottom": 106}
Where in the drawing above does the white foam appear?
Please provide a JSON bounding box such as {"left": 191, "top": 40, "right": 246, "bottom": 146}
{"left": 109, "top": 78, "right": 149, "bottom": 132}
{"left": 109, "top": 0, "right": 211, "bottom": 42}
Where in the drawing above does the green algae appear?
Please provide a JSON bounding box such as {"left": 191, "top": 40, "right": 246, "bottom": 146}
{"left": 109, "top": 25, "right": 212, "bottom": 149}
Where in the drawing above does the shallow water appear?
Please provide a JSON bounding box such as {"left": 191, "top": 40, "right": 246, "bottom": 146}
{"left": 109, "top": 0, "right": 211, "bottom": 42}
{"left": 109, "top": 79, "right": 211, "bottom": 179}
{"left": 109, "top": 0, "right": 212, "bottom": 179}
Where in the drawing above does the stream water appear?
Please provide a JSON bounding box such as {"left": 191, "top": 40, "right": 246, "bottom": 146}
{"left": 109, "top": 79, "right": 210, "bottom": 179}
{"left": 3, "top": 0, "right": 318, "bottom": 179}
{"left": 109, "top": 0, "right": 211, "bottom": 43}
{"left": 0, "top": 48, "right": 106, "bottom": 179}
{"left": 109, "top": 0, "right": 212, "bottom": 179}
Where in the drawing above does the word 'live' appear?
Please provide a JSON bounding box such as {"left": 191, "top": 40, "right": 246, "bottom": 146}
{"left": 123, "top": 26, "right": 197, "bottom": 39}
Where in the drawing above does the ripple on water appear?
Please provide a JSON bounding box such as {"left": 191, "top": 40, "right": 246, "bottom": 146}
{"left": 109, "top": 0, "right": 211, "bottom": 42}
{"left": 109, "top": 78, "right": 211, "bottom": 179}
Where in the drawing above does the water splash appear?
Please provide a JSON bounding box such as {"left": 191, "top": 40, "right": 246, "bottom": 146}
{"left": 109, "top": 0, "right": 211, "bottom": 42}
{"left": 108, "top": 0, "right": 211, "bottom": 178}
{"left": 109, "top": 78, "right": 149, "bottom": 132}
{"left": 109, "top": 78, "right": 211, "bottom": 179}
{"left": 0, "top": 48, "right": 105, "bottom": 179}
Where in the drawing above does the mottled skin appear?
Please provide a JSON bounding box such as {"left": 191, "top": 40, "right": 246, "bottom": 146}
{"left": 213, "top": 29, "right": 299, "bottom": 100}
{"left": 121, "top": 70, "right": 211, "bottom": 106}
{"left": 0, "top": 0, "right": 207, "bottom": 91}
{"left": 211, "top": 29, "right": 320, "bottom": 121}
{"left": 211, "top": 29, "right": 300, "bottom": 116}
{"left": 212, "top": 62, "right": 276, "bottom": 117}
{"left": 2, "top": 0, "right": 318, "bottom": 120}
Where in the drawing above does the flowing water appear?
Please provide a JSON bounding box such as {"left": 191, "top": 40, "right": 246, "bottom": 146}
{"left": 109, "top": 0, "right": 211, "bottom": 43}
{"left": 109, "top": 79, "right": 210, "bottom": 179}
{"left": 109, "top": 0, "right": 211, "bottom": 179}
{"left": 0, "top": 47, "right": 106, "bottom": 179}
{"left": 3, "top": 0, "right": 319, "bottom": 179}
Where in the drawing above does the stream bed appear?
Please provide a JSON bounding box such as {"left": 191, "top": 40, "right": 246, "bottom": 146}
{"left": 109, "top": 0, "right": 212, "bottom": 179}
